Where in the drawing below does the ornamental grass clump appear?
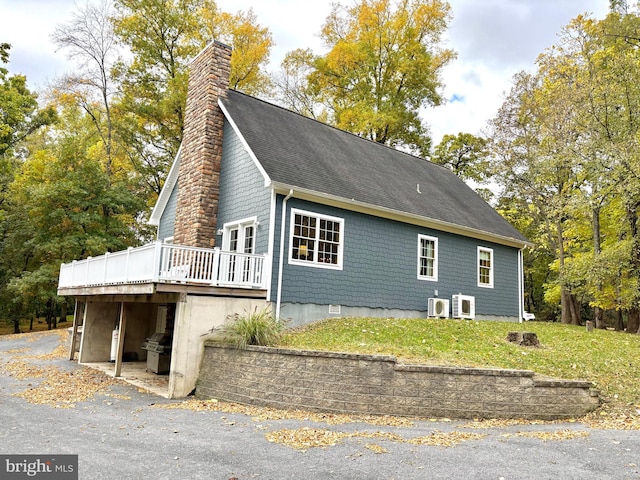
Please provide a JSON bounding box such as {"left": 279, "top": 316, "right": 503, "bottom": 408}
{"left": 218, "top": 306, "right": 285, "bottom": 349}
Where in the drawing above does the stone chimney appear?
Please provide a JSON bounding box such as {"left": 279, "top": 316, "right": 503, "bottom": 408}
{"left": 173, "top": 41, "right": 231, "bottom": 248}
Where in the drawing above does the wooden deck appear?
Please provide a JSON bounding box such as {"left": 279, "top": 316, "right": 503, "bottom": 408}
{"left": 58, "top": 242, "right": 270, "bottom": 294}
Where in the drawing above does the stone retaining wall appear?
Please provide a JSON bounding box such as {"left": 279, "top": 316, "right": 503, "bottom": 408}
{"left": 196, "top": 343, "right": 600, "bottom": 420}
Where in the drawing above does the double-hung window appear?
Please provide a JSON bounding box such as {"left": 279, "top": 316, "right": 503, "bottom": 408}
{"left": 289, "top": 209, "right": 343, "bottom": 269}
{"left": 417, "top": 235, "right": 438, "bottom": 281}
{"left": 478, "top": 246, "right": 494, "bottom": 288}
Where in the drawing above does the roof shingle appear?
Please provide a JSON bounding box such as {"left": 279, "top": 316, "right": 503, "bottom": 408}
{"left": 221, "top": 90, "right": 527, "bottom": 245}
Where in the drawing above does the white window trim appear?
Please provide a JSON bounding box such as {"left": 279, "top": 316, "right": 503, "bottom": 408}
{"left": 417, "top": 234, "right": 438, "bottom": 281}
{"left": 288, "top": 208, "right": 344, "bottom": 270}
{"left": 222, "top": 216, "right": 258, "bottom": 252}
{"left": 478, "top": 246, "right": 494, "bottom": 288}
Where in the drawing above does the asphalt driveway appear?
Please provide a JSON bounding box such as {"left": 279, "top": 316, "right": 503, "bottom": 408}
{"left": 0, "top": 330, "right": 638, "bottom": 480}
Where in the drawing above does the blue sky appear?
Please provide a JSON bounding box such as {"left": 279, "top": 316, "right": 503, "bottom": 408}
{"left": 0, "top": 0, "right": 610, "bottom": 144}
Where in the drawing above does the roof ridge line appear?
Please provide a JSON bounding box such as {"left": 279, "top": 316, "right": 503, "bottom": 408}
{"left": 227, "top": 89, "right": 442, "bottom": 168}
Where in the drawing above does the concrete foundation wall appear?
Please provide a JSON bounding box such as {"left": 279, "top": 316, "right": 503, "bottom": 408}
{"left": 279, "top": 302, "right": 519, "bottom": 328}
{"left": 169, "top": 295, "right": 269, "bottom": 399}
{"left": 197, "top": 345, "right": 600, "bottom": 420}
{"left": 122, "top": 303, "right": 157, "bottom": 361}
{"left": 78, "top": 301, "right": 158, "bottom": 363}
{"left": 79, "top": 302, "right": 120, "bottom": 363}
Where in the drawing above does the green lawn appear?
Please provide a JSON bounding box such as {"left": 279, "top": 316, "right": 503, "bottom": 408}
{"left": 279, "top": 317, "right": 640, "bottom": 409}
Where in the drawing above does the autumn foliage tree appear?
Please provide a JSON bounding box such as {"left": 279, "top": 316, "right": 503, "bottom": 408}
{"left": 0, "top": 0, "right": 273, "bottom": 328}
{"left": 431, "top": 132, "right": 492, "bottom": 200}
{"left": 489, "top": 7, "right": 640, "bottom": 332}
{"left": 5, "top": 93, "right": 143, "bottom": 326}
{"left": 0, "top": 44, "right": 56, "bottom": 160}
{"left": 202, "top": 7, "right": 273, "bottom": 95}
{"left": 276, "top": 0, "right": 455, "bottom": 156}
{"left": 113, "top": 0, "right": 273, "bottom": 202}
{"left": 0, "top": 45, "right": 56, "bottom": 332}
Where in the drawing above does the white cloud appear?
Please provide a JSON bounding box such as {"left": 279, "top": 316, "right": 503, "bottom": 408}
{"left": 0, "top": 0, "right": 77, "bottom": 89}
{"left": 216, "top": 0, "right": 332, "bottom": 65}
{"left": 426, "top": 0, "right": 611, "bottom": 144}
{"left": 1, "top": 0, "right": 612, "bottom": 144}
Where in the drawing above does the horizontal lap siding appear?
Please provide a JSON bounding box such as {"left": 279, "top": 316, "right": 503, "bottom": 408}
{"left": 158, "top": 180, "right": 179, "bottom": 241}
{"left": 275, "top": 197, "right": 520, "bottom": 317}
{"left": 157, "top": 122, "right": 272, "bottom": 253}
{"left": 216, "top": 121, "right": 271, "bottom": 254}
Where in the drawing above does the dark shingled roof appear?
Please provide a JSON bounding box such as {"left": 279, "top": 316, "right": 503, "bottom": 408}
{"left": 221, "top": 90, "right": 528, "bottom": 245}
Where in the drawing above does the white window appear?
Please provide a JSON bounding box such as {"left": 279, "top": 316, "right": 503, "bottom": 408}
{"left": 417, "top": 235, "right": 438, "bottom": 281}
{"left": 289, "top": 209, "right": 343, "bottom": 269}
{"left": 478, "top": 246, "right": 494, "bottom": 288}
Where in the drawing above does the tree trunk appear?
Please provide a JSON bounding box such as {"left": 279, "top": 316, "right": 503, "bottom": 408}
{"left": 626, "top": 198, "right": 640, "bottom": 333}
{"left": 558, "top": 219, "right": 572, "bottom": 324}
{"left": 567, "top": 291, "right": 582, "bottom": 325}
{"left": 592, "top": 206, "right": 605, "bottom": 329}
{"left": 524, "top": 271, "right": 536, "bottom": 314}
{"left": 561, "top": 288, "right": 570, "bottom": 324}
{"left": 29, "top": 317, "right": 34, "bottom": 331}
{"left": 594, "top": 307, "right": 604, "bottom": 329}
{"left": 12, "top": 317, "right": 20, "bottom": 334}
{"left": 615, "top": 310, "right": 624, "bottom": 331}
{"left": 45, "top": 299, "right": 53, "bottom": 330}
{"left": 59, "top": 301, "right": 67, "bottom": 324}
{"left": 627, "top": 308, "right": 640, "bottom": 334}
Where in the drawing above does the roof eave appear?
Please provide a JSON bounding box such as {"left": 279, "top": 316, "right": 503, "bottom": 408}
{"left": 271, "top": 182, "right": 531, "bottom": 249}
{"left": 218, "top": 97, "right": 271, "bottom": 187}
{"left": 149, "top": 145, "right": 182, "bottom": 226}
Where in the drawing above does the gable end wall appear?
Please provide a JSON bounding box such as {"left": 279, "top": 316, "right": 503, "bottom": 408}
{"left": 158, "top": 180, "right": 179, "bottom": 241}
{"left": 216, "top": 121, "right": 271, "bottom": 254}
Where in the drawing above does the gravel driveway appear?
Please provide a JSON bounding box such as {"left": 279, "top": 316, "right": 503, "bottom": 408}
{"left": 0, "top": 330, "right": 638, "bottom": 480}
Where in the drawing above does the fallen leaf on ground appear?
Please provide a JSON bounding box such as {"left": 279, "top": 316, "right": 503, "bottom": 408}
{"left": 104, "top": 393, "right": 132, "bottom": 401}
{"left": 153, "top": 399, "right": 414, "bottom": 427}
{"left": 1, "top": 359, "right": 48, "bottom": 379}
{"left": 265, "top": 427, "right": 485, "bottom": 450}
{"left": 407, "top": 431, "right": 488, "bottom": 447}
{"left": 0, "top": 348, "right": 31, "bottom": 355}
{"left": 24, "top": 342, "right": 68, "bottom": 360}
{"left": 580, "top": 406, "right": 640, "bottom": 430}
{"left": 463, "top": 418, "right": 554, "bottom": 429}
{"left": 266, "top": 427, "right": 349, "bottom": 450}
{"left": 500, "top": 429, "right": 590, "bottom": 441}
{"left": 13, "top": 367, "right": 121, "bottom": 408}
{"left": 364, "top": 443, "right": 388, "bottom": 454}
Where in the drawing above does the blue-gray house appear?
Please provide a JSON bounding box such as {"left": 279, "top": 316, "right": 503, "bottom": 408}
{"left": 58, "top": 41, "right": 529, "bottom": 398}
{"left": 152, "top": 41, "right": 529, "bottom": 325}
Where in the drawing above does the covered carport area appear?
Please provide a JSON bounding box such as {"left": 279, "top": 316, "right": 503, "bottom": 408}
{"left": 62, "top": 282, "right": 268, "bottom": 398}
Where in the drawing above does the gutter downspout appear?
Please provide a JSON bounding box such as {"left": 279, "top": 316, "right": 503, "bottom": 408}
{"left": 276, "top": 190, "right": 294, "bottom": 320}
{"left": 518, "top": 248, "right": 524, "bottom": 323}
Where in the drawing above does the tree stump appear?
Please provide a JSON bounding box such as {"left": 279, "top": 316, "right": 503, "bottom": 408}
{"left": 506, "top": 332, "right": 540, "bottom": 347}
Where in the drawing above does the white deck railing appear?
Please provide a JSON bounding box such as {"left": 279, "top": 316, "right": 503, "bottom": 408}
{"left": 58, "top": 242, "right": 269, "bottom": 290}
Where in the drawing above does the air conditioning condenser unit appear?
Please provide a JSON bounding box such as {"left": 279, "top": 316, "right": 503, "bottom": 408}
{"left": 428, "top": 298, "right": 449, "bottom": 318}
{"left": 452, "top": 294, "right": 475, "bottom": 319}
